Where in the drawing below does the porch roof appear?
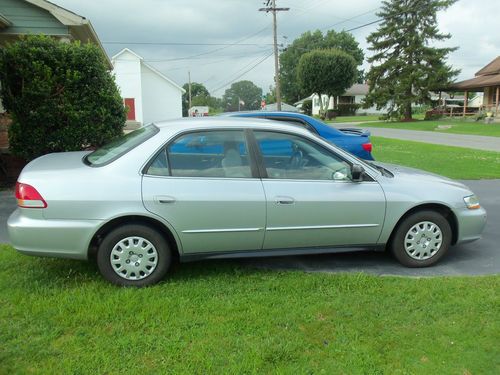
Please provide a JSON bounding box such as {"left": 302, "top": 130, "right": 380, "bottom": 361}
{"left": 449, "top": 74, "right": 500, "bottom": 90}
{"left": 448, "top": 56, "right": 500, "bottom": 91}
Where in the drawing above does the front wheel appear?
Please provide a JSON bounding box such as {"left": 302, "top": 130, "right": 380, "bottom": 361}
{"left": 97, "top": 224, "right": 172, "bottom": 286}
{"left": 390, "top": 210, "right": 452, "bottom": 267}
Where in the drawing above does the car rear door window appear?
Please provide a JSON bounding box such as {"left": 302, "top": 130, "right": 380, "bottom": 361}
{"left": 85, "top": 124, "right": 159, "bottom": 167}
{"left": 147, "top": 130, "right": 252, "bottom": 178}
{"left": 254, "top": 131, "right": 351, "bottom": 181}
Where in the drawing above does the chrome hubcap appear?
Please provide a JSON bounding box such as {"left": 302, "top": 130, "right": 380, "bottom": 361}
{"left": 110, "top": 236, "right": 158, "bottom": 280}
{"left": 404, "top": 221, "right": 443, "bottom": 260}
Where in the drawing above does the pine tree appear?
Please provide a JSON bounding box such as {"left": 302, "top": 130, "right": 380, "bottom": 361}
{"left": 364, "top": 0, "right": 459, "bottom": 120}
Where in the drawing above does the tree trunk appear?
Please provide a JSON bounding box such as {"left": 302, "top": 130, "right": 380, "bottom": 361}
{"left": 404, "top": 102, "right": 412, "bottom": 121}
{"left": 318, "top": 93, "right": 325, "bottom": 119}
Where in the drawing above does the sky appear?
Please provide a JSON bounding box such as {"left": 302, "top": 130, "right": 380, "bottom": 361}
{"left": 53, "top": 0, "right": 500, "bottom": 99}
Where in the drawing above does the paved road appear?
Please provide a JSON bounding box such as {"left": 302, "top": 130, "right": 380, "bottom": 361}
{"left": 1, "top": 180, "right": 499, "bottom": 276}
{"left": 332, "top": 123, "right": 500, "bottom": 152}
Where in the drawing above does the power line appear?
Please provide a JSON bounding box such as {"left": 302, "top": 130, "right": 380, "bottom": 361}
{"left": 209, "top": 50, "right": 273, "bottom": 92}
{"left": 211, "top": 52, "right": 274, "bottom": 94}
{"left": 321, "top": 7, "right": 381, "bottom": 31}
{"left": 103, "top": 41, "right": 273, "bottom": 46}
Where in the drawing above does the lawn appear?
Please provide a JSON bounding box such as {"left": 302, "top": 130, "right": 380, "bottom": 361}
{"left": 327, "top": 114, "right": 381, "bottom": 123}
{"left": 372, "top": 136, "right": 500, "bottom": 179}
{"left": 360, "top": 119, "right": 500, "bottom": 137}
{"left": 0, "top": 245, "right": 498, "bottom": 374}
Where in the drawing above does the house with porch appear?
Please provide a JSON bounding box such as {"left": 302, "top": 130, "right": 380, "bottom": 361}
{"left": 112, "top": 48, "right": 185, "bottom": 129}
{"left": 296, "top": 83, "right": 387, "bottom": 116}
{"left": 449, "top": 56, "right": 500, "bottom": 118}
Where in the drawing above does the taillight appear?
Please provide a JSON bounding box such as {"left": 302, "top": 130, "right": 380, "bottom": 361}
{"left": 15, "top": 182, "right": 47, "bottom": 208}
{"left": 362, "top": 143, "right": 372, "bottom": 153}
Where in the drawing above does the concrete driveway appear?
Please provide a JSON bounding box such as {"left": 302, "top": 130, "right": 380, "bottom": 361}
{"left": 1, "top": 180, "right": 499, "bottom": 276}
{"left": 332, "top": 123, "right": 500, "bottom": 152}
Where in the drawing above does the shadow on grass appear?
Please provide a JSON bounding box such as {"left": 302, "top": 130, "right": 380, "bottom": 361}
{"left": 4, "top": 248, "right": 399, "bottom": 290}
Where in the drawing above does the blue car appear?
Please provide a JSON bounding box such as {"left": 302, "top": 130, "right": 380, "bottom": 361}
{"left": 225, "top": 111, "right": 374, "bottom": 160}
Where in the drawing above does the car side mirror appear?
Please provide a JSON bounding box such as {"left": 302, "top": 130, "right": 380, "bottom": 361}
{"left": 351, "top": 164, "right": 365, "bottom": 182}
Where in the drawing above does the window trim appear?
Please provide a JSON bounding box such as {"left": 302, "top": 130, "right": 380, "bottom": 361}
{"left": 84, "top": 124, "right": 159, "bottom": 168}
{"left": 250, "top": 129, "right": 375, "bottom": 182}
{"left": 142, "top": 128, "right": 260, "bottom": 179}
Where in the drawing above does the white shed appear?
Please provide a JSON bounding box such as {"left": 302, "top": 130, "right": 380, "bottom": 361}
{"left": 112, "top": 48, "right": 185, "bottom": 127}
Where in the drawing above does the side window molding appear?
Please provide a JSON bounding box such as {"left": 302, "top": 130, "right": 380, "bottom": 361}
{"left": 145, "top": 129, "right": 254, "bottom": 179}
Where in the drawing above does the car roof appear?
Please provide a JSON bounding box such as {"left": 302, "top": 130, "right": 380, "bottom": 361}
{"left": 152, "top": 116, "right": 314, "bottom": 137}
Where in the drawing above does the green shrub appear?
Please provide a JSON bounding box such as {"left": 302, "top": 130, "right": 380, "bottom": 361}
{"left": 301, "top": 99, "right": 312, "bottom": 116}
{"left": 336, "top": 103, "right": 360, "bottom": 116}
{"left": 325, "top": 109, "right": 337, "bottom": 120}
{"left": 0, "top": 35, "right": 126, "bottom": 160}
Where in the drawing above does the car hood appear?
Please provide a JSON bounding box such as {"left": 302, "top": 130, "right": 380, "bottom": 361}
{"left": 371, "top": 161, "right": 470, "bottom": 190}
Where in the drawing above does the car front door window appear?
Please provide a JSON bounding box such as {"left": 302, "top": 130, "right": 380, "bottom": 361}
{"left": 254, "top": 131, "right": 351, "bottom": 181}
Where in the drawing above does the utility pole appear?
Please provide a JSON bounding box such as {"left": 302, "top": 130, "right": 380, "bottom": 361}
{"left": 259, "top": 0, "right": 289, "bottom": 111}
{"left": 188, "top": 70, "right": 192, "bottom": 117}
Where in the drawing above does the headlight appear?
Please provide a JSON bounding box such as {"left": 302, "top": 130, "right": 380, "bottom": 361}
{"left": 464, "top": 195, "right": 480, "bottom": 209}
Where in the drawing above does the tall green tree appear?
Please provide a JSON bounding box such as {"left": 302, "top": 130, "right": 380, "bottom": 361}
{"left": 0, "top": 35, "right": 126, "bottom": 160}
{"left": 222, "top": 80, "right": 262, "bottom": 112}
{"left": 280, "top": 30, "right": 363, "bottom": 103}
{"left": 182, "top": 82, "right": 210, "bottom": 116}
{"left": 297, "top": 49, "right": 357, "bottom": 117}
{"left": 364, "top": 0, "right": 459, "bottom": 120}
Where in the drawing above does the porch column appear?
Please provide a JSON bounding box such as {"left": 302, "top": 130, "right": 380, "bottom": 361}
{"left": 463, "top": 90, "right": 468, "bottom": 117}
{"left": 496, "top": 86, "right": 499, "bottom": 116}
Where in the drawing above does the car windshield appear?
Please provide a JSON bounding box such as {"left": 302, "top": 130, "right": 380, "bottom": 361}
{"left": 84, "top": 124, "right": 159, "bottom": 167}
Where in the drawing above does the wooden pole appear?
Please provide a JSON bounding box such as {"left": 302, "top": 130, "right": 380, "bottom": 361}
{"left": 496, "top": 86, "right": 499, "bottom": 116}
{"left": 463, "top": 90, "right": 468, "bottom": 117}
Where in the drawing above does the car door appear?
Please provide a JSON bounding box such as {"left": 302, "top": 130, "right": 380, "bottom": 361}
{"left": 142, "top": 129, "right": 266, "bottom": 254}
{"left": 252, "top": 130, "right": 386, "bottom": 250}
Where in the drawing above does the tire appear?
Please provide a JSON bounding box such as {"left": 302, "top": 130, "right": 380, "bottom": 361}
{"left": 390, "top": 210, "right": 452, "bottom": 267}
{"left": 96, "top": 224, "right": 172, "bottom": 286}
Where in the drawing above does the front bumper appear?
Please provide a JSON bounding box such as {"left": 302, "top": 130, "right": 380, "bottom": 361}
{"left": 454, "top": 206, "right": 487, "bottom": 244}
{"left": 7, "top": 209, "right": 102, "bottom": 260}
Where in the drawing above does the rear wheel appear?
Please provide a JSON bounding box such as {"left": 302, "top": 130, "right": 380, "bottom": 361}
{"left": 390, "top": 210, "right": 451, "bottom": 267}
{"left": 97, "top": 224, "right": 172, "bottom": 286}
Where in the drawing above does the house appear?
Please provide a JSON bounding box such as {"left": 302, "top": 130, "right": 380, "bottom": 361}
{"left": 449, "top": 56, "right": 500, "bottom": 117}
{"left": 112, "top": 48, "right": 185, "bottom": 129}
{"left": 296, "top": 84, "right": 386, "bottom": 116}
{"left": 189, "top": 106, "right": 209, "bottom": 117}
{"left": 263, "top": 102, "right": 299, "bottom": 112}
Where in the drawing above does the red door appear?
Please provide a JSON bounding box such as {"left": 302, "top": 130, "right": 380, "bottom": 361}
{"left": 124, "top": 98, "right": 136, "bottom": 121}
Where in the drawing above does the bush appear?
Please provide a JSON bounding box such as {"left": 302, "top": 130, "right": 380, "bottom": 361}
{"left": 424, "top": 109, "right": 444, "bottom": 121}
{"left": 301, "top": 99, "right": 312, "bottom": 116}
{"left": 336, "top": 103, "right": 360, "bottom": 116}
{"left": 0, "top": 35, "right": 126, "bottom": 160}
{"left": 325, "top": 109, "right": 337, "bottom": 120}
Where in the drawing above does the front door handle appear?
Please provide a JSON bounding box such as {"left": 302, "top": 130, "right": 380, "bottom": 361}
{"left": 155, "top": 195, "right": 176, "bottom": 204}
{"left": 275, "top": 196, "right": 295, "bottom": 205}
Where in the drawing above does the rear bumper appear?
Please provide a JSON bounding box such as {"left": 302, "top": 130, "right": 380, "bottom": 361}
{"left": 7, "top": 209, "right": 102, "bottom": 260}
{"left": 454, "top": 206, "right": 487, "bottom": 244}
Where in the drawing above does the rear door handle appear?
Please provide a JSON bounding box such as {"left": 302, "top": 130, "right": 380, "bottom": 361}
{"left": 155, "top": 195, "right": 176, "bottom": 204}
{"left": 275, "top": 196, "right": 295, "bottom": 205}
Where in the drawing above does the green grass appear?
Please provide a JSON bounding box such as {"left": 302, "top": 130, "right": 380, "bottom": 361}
{"left": 360, "top": 119, "right": 500, "bottom": 137}
{"left": 0, "top": 245, "right": 498, "bottom": 374}
{"left": 372, "top": 136, "right": 500, "bottom": 179}
{"left": 327, "top": 115, "right": 381, "bottom": 123}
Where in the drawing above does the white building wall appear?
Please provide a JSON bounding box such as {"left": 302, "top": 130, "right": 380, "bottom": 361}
{"left": 112, "top": 51, "right": 143, "bottom": 123}
{"left": 141, "top": 64, "right": 183, "bottom": 123}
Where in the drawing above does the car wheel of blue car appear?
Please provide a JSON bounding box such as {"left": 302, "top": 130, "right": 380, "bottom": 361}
{"left": 97, "top": 224, "right": 172, "bottom": 286}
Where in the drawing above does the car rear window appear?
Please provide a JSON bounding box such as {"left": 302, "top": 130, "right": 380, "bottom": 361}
{"left": 84, "top": 124, "right": 159, "bottom": 167}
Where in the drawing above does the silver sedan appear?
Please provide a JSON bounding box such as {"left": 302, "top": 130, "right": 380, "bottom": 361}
{"left": 8, "top": 118, "right": 487, "bottom": 286}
